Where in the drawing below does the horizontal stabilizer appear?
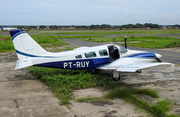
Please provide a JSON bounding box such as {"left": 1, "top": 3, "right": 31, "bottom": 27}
{"left": 15, "top": 59, "right": 33, "bottom": 70}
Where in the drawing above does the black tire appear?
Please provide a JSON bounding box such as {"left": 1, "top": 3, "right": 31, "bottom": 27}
{"left": 112, "top": 75, "right": 120, "bottom": 81}
{"left": 136, "top": 70, "right": 142, "bottom": 73}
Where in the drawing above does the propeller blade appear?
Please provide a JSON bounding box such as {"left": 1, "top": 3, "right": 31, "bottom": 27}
{"left": 125, "top": 38, "right": 127, "bottom": 49}
{"left": 156, "top": 57, "right": 162, "bottom": 62}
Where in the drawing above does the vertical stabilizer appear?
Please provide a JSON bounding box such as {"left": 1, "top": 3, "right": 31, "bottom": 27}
{"left": 9, "top": 30, "right": 47, "bottom": 59}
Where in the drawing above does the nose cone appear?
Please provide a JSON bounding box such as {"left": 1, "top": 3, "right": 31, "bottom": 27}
{"left": 155, "top": 53, "right": 162, "bottom": 58}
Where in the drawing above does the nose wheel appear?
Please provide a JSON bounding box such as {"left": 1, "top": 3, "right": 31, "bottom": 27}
{"left": 112, "top": 76, "right": 120, "bottom": 81}
{"left": 112, "top": 71, "right": 120, "bottom": 81}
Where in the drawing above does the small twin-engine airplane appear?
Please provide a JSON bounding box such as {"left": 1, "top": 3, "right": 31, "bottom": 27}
{"left": 9, "top": 30, "right": 173, "bottom": 81}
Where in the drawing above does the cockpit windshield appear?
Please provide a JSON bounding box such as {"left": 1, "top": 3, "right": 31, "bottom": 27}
{"left": 119, "top": 46, "right": 128, "bottom": 54}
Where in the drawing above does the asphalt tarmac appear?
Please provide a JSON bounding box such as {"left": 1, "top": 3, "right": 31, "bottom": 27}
{"left": 59, "top": 39, "right": 180, "bottom": 65}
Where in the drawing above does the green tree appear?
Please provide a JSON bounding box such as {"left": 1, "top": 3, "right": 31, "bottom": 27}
{"left": 49, "top": 25, "right": 58, "bottom": 29}
{"left": 39, "top": 25, "right": 47, "bottom": 29}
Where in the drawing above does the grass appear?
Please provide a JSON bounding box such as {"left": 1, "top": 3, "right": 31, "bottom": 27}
{"left": 0, "top": 34, "right": 69, "bottom": 52}
{"left": 0, "top": 34, "right": 102, "bottom": 52}
{"left": 31, "top": 29, "right": 180, "bottom": 35}
{"left": 31, "top": 35, "right": 68, "bottom": 48}
{"left": 126, "top": 36, "right": 180, "bottom": 48}
{"left": 105, "top": 88, "right": 178, "bottom": 117}
{"left": 78, "top": 88, "right": 179, "bottom": 117}
{"left": 1, "top": 30, "right": 180, "bottom": 52}
{"left": 31, "top": 34, "right": 105, "bottom": 39}
{"left": 84, "top": 36, "right": 180, "bottom": 49}
{"left": 29, "top": 66, "right": 179, "bottom": 116}
{"left": 0, "top": 35, "right": 15, "bottom": 52}
{"left": 58, "top": 35, "right": 105, "bottom": 39}
{"left": 29, "top": 67, "right": 116, "bottom": 104}
{"left": 77, "top": 96, "right": 112, "bottom": 103}
{"left": 45, "top": 46, "right": 74, "bottom": 52}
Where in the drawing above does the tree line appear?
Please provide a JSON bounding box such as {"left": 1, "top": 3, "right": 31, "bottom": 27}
{"left": 12, "top": 23, "right": 180, "bottom": 30}
{"left": 114, "top": 23, "right": 161, "bottom": 29}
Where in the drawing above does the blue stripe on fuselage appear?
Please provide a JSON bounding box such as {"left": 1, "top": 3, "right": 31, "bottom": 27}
{"left": 35, "top": 57, "right": 110, "bottom": 70}
{"left": 16, "top": 49, "right": 38, "bottom": 57}
{"left": 16, "top": 49, "right": 56, "bottom": 58}
{"left": 123, "top": 53, "right": 156, "bottom": 59}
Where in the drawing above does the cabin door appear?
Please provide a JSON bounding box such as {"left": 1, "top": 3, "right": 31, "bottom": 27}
{"left": 108, "top": 46, "right": 120, "bottom": 62}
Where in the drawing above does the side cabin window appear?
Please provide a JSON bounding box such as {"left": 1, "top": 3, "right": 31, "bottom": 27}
{"left": 99, "top": 49, "right": 108, "bottom": 56}
{"left": 75, "top": 54, "right": 82, "bottom": 59}
{"left": 84, "top": 51, "right": 96, "bottom": 58}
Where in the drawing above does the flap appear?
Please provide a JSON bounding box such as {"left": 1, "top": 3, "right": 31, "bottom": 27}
{"left": 116, "top": 63, "right": 173, "bottom": 72}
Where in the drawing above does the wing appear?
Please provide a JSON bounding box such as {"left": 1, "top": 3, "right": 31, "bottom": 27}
{"left": 99, "top": 63, "right": 173, "bottom": 72}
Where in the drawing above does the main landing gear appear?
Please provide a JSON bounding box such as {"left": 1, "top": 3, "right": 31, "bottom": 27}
{"left": 112, "top": 71, "right": 120, "bottom": 81}
{"left": 91, "top": 69, "right": 120, "bottom": 81}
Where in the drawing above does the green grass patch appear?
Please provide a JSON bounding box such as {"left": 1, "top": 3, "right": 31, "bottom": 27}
{"left": 84, "top": 36, "right": 180, "bottom": 49}
{"left": 31, "top": 35, "right": 68, "bottom": 48}
{"left": 0, "top": 35, "right": 15, "bottom": 52}
{"left": 0, "top": 30, "right": 9, "bottom": 32}
{"left": 59, "top": 35, "right": 105, "bottom": 39}
{"left": 29, "top": 67, "right": 116, "bottom": 104}
{"left": 32, "top": 29, "right": 180, "bottom": 35}
{"left": 31, "top": 34, "right": 104, "bottom": 39}
{"left": 126, "top": 36, "right": 180, "bottom": 48}
{"left": 45, "top": 46, "right": 74, "bottom": 52}
{"left": 105, "top": 88, "right": 178, "bottom": 117}
{"left": 77, "top": 97, "right": 111, "bottom": 103}
{"left": 77, "top": 88, "right": 179, "bottom": 116}
{"left": 0, "top": 34, "right": 69, "bottom": 52}
{"left": 29, "top": 66, "right": 179, "bottom": 116}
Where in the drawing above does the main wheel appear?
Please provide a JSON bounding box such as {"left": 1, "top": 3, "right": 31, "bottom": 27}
{"left": 136, "top": 70, "right": 142, "bottom": 73}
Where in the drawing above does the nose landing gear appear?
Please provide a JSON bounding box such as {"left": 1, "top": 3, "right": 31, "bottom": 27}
{"left": 112, "top": 70, "right": 120, "bottom": 81}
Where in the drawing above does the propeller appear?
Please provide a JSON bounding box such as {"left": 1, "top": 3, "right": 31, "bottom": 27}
{"left": 153, "top": 39, "right": 162, "bottom": 62}
{"left": 156, "top": 56, "right": 162, "bottom": 62}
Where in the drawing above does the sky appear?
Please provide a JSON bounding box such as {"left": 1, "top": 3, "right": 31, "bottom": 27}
{"left": 0, "top": 0, "right": 180, "bottom": 25}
